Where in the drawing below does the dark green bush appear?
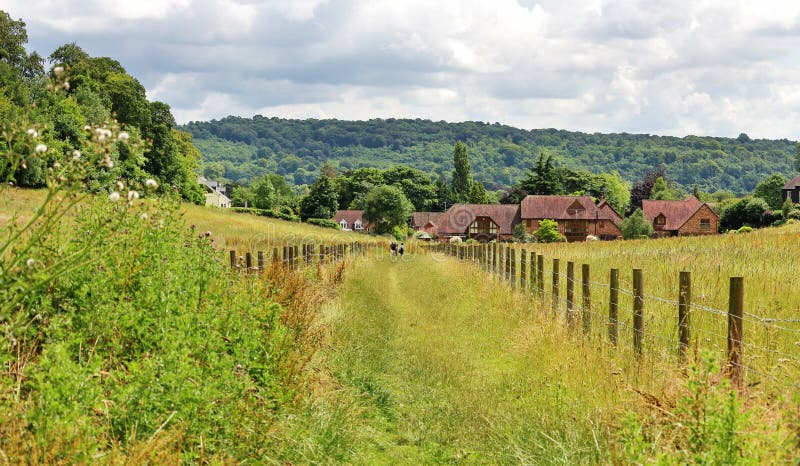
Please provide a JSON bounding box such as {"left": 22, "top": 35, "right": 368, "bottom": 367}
{"left": 307, "top": 218, "right": 342, "bottom": 229}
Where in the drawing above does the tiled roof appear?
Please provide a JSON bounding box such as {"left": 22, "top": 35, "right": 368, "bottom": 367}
{"left": 333, "top": 210, "right": 366, "bottom": 229}
{"left": 520, "top": 195, "right": 619, "bottom": 222}
{"left": 411, "top": 211, "right": 444, "bottom": 228}
{"left": 436, "top": 204, "right": 521, "bottom": 236}
{"left": 642, "top": 196, "right": 710, "bottom": 231}
{"left": 784, "top": 175, "right": 800, "bottom": 190}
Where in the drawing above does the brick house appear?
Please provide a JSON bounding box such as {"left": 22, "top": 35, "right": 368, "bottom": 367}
{"left": 435, "top": 204, "right": 522, "bottom": 242}
{"left": 782, "top": 175, "right": 800, "bottom": 203}
{"left": 410, "top": 211, "right": 444, "bottom": 235}
{"left": 642, "top": 196, "right": 718, "bottom": 237}
{"left": 333, "top": 210, "right": 371, "bottom": 232}
{"left": 520, "top": 195, "right": 623, "bottom": 241}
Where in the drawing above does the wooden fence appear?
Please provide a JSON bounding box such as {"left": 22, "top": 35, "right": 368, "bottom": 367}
{"left": 228, "top": 241, "right": 380, "bottom": 272}
{"left": 428, "top": 242, "right": 760, "bottom": 390}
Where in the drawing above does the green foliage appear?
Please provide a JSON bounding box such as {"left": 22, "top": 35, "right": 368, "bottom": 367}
{"left": 513, "top": 222, "right": 527, "bottom": 242}
{"left": 737, "top": 225, "right": 753, "bottom": 233}
{"left": 467, "top": 180, "right": 489, "bottom": 203}
{"left": 534, "top": 219, "right": 566, "bottom": 243}
{"left": 451, "top": 141, "right": 472, "bottom": 202}
{"left": 299, "top": 175, "right": 338, "bottom": 221}
{"left": 621, "top": 208, "right": 654, "bottom": 239}
{"left": 521, "top": 152, "right": 561, "bottom": 195}
{"left": 230, "top": 206, "right": 300, "bottom": 222}
{"left": 720, "top": 197, "right": 769, "bottom": 230}
{"left": 753, "top": 173, "right": 787, "bottom": 210}
{"left": 251, "top": 174, "right": 276, "bottom": 209}
{"left": 363, "top": 184, "right": 413, "bottom": 234}
{"left": 306, "top": 217, "right": 341, "bottom": 229}
{"left": 650, "top": 176, "right": 679, "bottom": 200}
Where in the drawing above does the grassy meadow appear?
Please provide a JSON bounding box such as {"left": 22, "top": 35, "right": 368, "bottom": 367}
{"left": 2, "top": 186, "right": 800, "bottom": 463}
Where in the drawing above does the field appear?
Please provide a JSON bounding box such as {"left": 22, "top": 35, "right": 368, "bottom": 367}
{"left": 2, "top": 187, "right": 799, "bottom": 463}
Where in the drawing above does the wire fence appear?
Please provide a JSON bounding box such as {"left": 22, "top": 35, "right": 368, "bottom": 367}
{"left": 428, "top": 241, "right": 800, "bottom": 394}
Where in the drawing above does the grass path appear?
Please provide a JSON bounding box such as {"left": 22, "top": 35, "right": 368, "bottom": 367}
{"left": 328, "top": 253, "right": 634, "bottom": 464}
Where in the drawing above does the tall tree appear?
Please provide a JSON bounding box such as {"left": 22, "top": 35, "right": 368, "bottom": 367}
{"left": 299, "top": 174, "right": 338, "bottom": 220}
{"left": 629, "top": 166, "right": 668, "bottom": 212}
{"left": 363, "top": 185, "right": 413, "bottom": 234}
{"left": 467, "top": 180, "right": 489, "bottom": 204}
{"left": 753, "top": 174, "right": 787, "bottom": 211}
{"left": 451, "top": 141, "right": 472, "bottom": 202}
{"left": 520, "top": 152, "right": 561, "bottom": 195}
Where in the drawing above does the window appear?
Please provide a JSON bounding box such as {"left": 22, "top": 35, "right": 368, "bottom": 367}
{"left": 655, "top": 215, "right": 666, "bottom": 226}
{"left": 700, "top": 219, "right": 711, "bottom": 230}
{"left": 354, "top": 219, "right": 363, "bottom": 230}
{"left": 339, "top": 219, "right": 348, "bottom": 229}
{"left": 469, "top": 217, "right": 497, "bottom": 236}
{"left": 598, "top": 221, "right": 605, "bottom": 229}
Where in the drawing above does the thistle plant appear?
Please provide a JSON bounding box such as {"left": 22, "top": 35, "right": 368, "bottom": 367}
{"left": 0, "top": 68, "right": 153, "bottom": 399}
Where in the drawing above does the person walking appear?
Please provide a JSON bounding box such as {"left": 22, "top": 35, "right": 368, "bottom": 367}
{"left": 390, "top": 241, "right": 397, "bottom": 256}
{"left": 398, "top": 243, "right": 404, "bottom": 257}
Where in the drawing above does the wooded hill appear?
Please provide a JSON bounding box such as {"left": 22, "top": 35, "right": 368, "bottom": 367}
{"left": 182, "top": 116, "right": 797, "bottom": 194}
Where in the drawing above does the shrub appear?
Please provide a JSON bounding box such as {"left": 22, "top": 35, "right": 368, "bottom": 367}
{"left": 307, "top": 218, "right": 341, "bottom": 229}
{"left": 737, "top": 225, "right": 753, "bottom": 233}
{"left": 449, "top": 236, "right": 463, "bottom": 244}
{"left": 621, "top": 209, "right": 654, "bottom": 239}
{"left": 535, "top": 219, "right": 566, "bottom": 243}
{"left": 231, "top": 206, "right": 300, "bottom": 222}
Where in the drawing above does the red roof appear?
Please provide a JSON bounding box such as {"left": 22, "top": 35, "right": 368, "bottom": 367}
{"left": 333, "top": 210, "right": 367, "bottom": 229}
{"left": 436, "top": 204, "right": 521, "bottom": 236}
{"left": 784, "top": 175, "right": 800, "bottom": 190}
{"left": 520, "top": 195, "right": 619, "bottom": 222}
{"left": 411, "top": 211, "right": 444, "bottom": 228}
{"left": 642, "top": 196, "right": 712, "bottom": 231}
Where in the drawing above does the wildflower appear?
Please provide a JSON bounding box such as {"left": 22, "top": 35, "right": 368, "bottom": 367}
{"left": 34, "top": 144, "right": 47, "bottom": 154}
{"left": 145, "top": 178, "right": 158, "bottom": 189}
{"left": 101, "top": 155, "right": 114, "bottom": 168}
{"left": 72, "top": 150, "right": 81, "bottom": 160}
{"left": 127, "top": 190, "right": 139, "bottom": 201}
{"left": 140, "top": 213, "right": 149, "bottom": 220}
{"left": 116, "top": 181, "right": 125, "bottom": 191}
{"left": 52, "top": 162, "right": 61, "bottom": 170}
{"left": 26, "top": 258, "right": 35, "bottom": 267}
{"left": 62, "top": 81, "right": 70, "bottom": 90}
{"left": 26, "top": 128, "right": 38, "bottom": 138}
{"left": 53, "top": 66, "right": 64, "bottom": 76}
{"left": 83, "top": 125, "right": 91, "bottom": 131}
{"left": 109, "top": 191, "right": 120, "bottom": 202}
{"left": 117, "top": 131, "right": 129, "bottom": 142}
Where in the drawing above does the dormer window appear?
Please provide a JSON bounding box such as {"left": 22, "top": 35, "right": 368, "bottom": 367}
{"left": 566, "top": 200, "right": 585, "bottom": 215}
{"left": 354, "top": 219, "right": 363, "bottom": 230}
{"left": 655, "top": 214, "right": 666, "bottom": 226}
{"left": 339, "top": 219, "right": 348, "bottom": 229}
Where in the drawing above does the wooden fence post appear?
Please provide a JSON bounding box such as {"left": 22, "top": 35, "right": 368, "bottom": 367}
{"left": 529, "top": 252, "right": 536, "bottom": 293}
{"left": 505, "top": 247, "right": 511, "bottom": 281}
{"left": 245, "top": 252, "right": 253, "bottom": 272}
{"left": 283, "top": 245, "right": 289, "bottom": 267}
{"left": 728, "top": 277, "right": 744, "bottom": 390}
{"left": 537, "top": 254, "right": 544, "bottom": 297}
{"left": 492, "top": 242, "right": 498, "bottom": 275}
{"left": 510, "top": 247, "right": 517, "bottom": 289}
{"left": 552, "top": 258, "right": 560, "bottom": 317}
{"left": 319, "top": 245, "right": 325, "bottom": 265}
{"left": 679, "top": 271, "right": 691, "bottom": 364}
{"left": 566, "top": 261, "right": 575, "bottom": 326}
{"left": 633, "top": 268, "right": 644, "bottom": 359}
{"left": 520, "top": 249, "right": 527, "bottom": 291}
{"left": 272, "top": 247, "right": 279, "bottom": 265}
{"left": 229, "top": 250, "right": 236, "bottom": 269}
{"left": 582, "top": 263, "right": 591, "bottom": 335}
{"left": 609, "top": 268, "right": 619, "bottom": 346}
{"left": 257, "top": 251, "right": 265, "bottom": 271}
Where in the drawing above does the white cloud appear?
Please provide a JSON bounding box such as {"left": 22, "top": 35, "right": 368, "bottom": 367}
{"left": 5, "top": 0, "right": 800, "bottom": 138}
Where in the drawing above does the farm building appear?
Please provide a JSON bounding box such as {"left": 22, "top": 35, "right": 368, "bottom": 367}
{"left": 642, "top": 196, "right": 719, "bottom": 237}
{"left": 520, "top": 195, "right": 622, "bottom": 241}
{"left": 410, "top": 211, "right": 444, "bottom": 235}
{"left": 198, "top": 176, "right": 231, "bottom": 208}
{"left": 435, "top": 204, "right": 522, "bottom": 242}
{"left": 333, "top": 210, "right": 371, "bottom": 232}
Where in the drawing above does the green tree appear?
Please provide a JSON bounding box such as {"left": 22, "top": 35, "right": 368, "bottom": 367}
{"left": 48, "top": 42, "right": 89, "bottom": 67}
{"left": 753, "top": 174, "right": 787, "bottom": 211}
{"left": 251, "top": 175, "right": 276, "bottom": 209}
{"left": 521, "top": 152, "right": 561, "bottom": 195}
{"left": 382, "top": 165, "right": 437, "bottom": 210}
{"left": 650, "top": 176, "right": 679, "bottom": 200}
{"left": 596, "top": 171, "right": 630, "bottom": 213}
{"left": 451, "top": 141, "right": 472, "bottom": 202}
{"left": 620, "top": 209, "right": 654, "bottom": 239}
{"left": 299, "top": 175, "right": 338, "bottom": 220}
{"left": 467, "top": 180, "right": 489, "bottom": 204}
{"left": 534, "top": 219, "right": 565, "bottom": 243}
{"left": 363, "top": 185, "right": 413, "bottom": 234}
{"left": 0, "top": 11, "right": 30, "bottom": 70}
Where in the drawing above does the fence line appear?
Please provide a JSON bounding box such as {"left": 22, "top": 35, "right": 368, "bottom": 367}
{"left": 427, "top": 241, "right": 798, "bottom": 392}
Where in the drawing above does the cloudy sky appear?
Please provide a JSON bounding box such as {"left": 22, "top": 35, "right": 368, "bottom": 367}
{"left": 5, "top": 0, "right": 800, "bottom": 139}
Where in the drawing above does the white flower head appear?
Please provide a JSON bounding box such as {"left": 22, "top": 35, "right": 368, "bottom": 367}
{"left": 127, "top": 190, "right": 139, "bottom": 201}
{"left": 62, "top": 81, "right": 70, "bottom": 90}
{"left": 26, "top": 258, "right": 35, "bottom": 267}
{"left": 83, "top": 125, "right": 91, "bottom": 131}
{"left": 72, "top": 150, "right": 81, "bottom": 160}
{"left": 52, "top": 162, "right": 61, "bottom": 170}
{"left": 140, "top": 212, "right": 149, "bottom": 220}
{"left": 53, "top": 66, "right": 64, "bottom": 76}
{"left": 26, "top": 128, "right": 38, "bottom": 138}
{"left": 145, "top": 178, "right": 158, "bottom": 189}
{"left": 117, "top": 131, "right": 129, "bottom": 142}
{"left": 116, "top": 181, "right": 125, "bottom": 191}
{"left": 101, "top": 156, "right": 114, "bottom": 169}
{"left": 34, "top": 144, "right": 47, "bottom": 154}
{"left": 109, "top": 191, "right": 120, "bottom": 202}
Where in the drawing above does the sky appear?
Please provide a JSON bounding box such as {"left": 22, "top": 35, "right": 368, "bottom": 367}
{"left": 5, "top": 0, "right": 800, "bottom": 139}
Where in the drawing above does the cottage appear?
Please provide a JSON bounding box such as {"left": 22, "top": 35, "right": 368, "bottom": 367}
{"left": 520, "top": 195, "right": 622, "bottom": 241}
{"left": 410, "top": 211, "right": 444, "bottom": 235}
{"left": 333, "top": 210, "right": 370, "bottom": 232}
{"left": 435, "top": 204, "right": 521, "bottom": 242}
{"left": 782, "top": 175, "right": 800, "bottom": 203}
{"left": 642, "top": 196, "right": 718, "bottom": 237}
{"left": 198, "top": 176, "right": 231, "bottom": 208}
